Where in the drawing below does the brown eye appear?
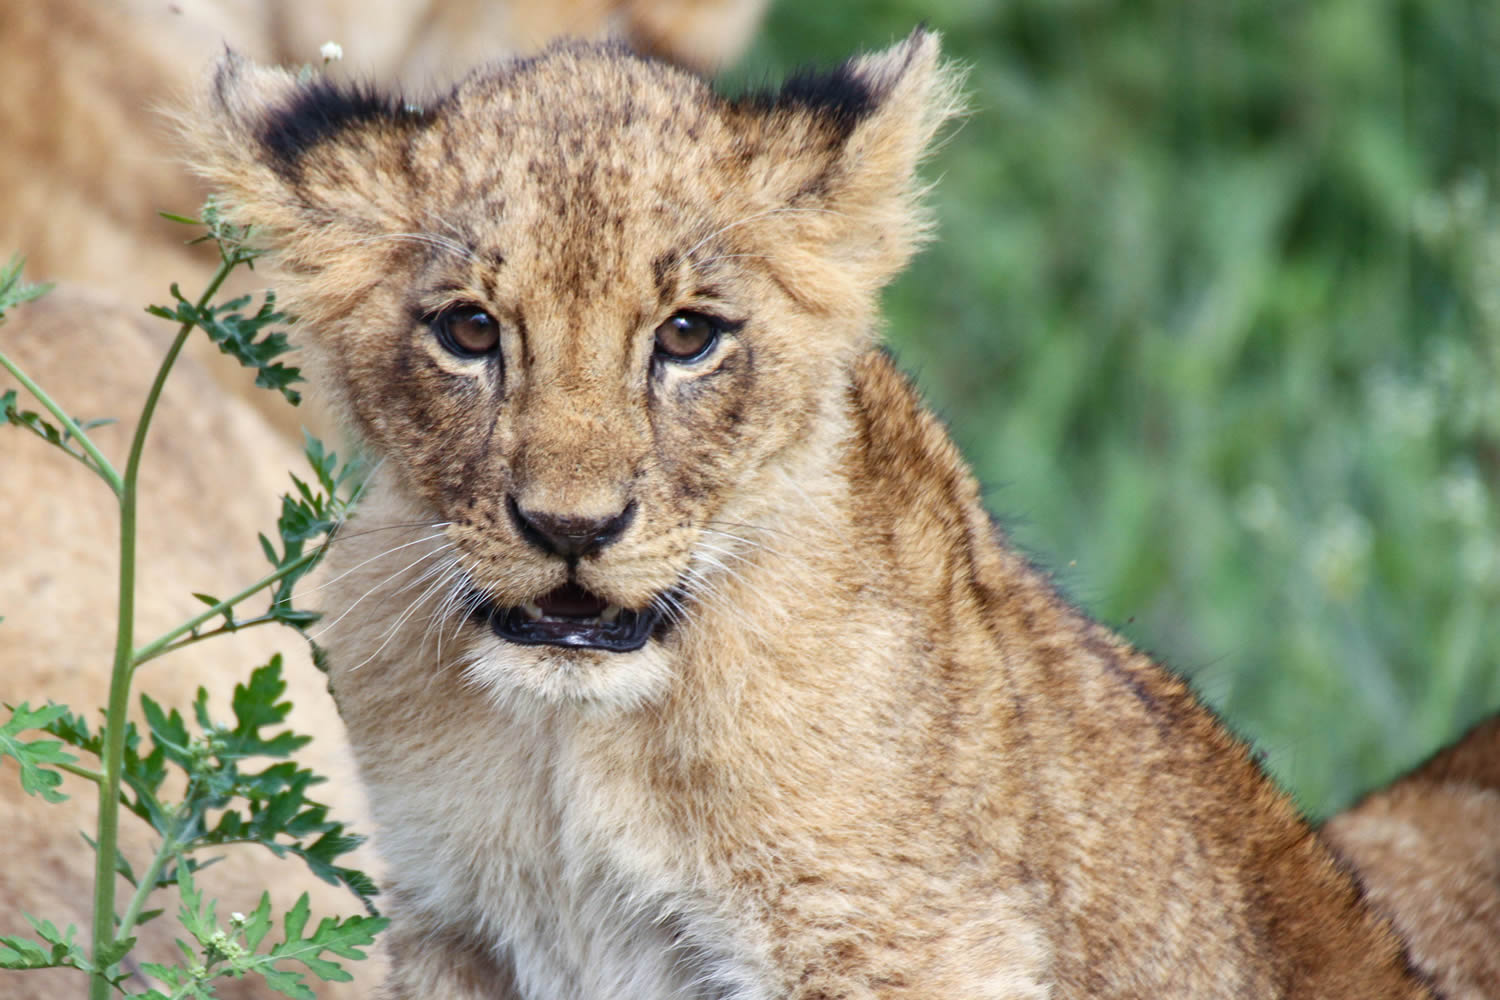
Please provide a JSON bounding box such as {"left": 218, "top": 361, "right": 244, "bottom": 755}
{"left": 433, "top": 306, "right": 500, "bottom": 357}
{"left": 653, "top": 311, "right": 721, "bottom": 363}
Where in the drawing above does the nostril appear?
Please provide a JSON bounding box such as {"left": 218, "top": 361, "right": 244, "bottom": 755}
{"left": 506, "top": 496, "right": 636, "bottom": 560}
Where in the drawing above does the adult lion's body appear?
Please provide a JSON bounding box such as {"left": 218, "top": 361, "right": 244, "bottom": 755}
{"left": 173, "top": 33, "right": 1463, "bottom": 997}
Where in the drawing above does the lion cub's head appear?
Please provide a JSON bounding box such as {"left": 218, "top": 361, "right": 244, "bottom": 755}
{"left": 186, "top": 33, "right": 959, "bottom": 705}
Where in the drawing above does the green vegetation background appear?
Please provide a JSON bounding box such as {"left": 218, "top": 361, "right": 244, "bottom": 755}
{"left": 730, "top": 1, "right": 1500, "bottom": 818}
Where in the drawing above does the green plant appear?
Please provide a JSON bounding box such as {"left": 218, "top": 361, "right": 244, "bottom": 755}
{"left": 0, "top": 210, "right": 384, "bottom": 999}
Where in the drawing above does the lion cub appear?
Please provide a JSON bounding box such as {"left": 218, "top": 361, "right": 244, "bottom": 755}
{"left": 184, "top": 32, "right": 1438, "bottom": 998}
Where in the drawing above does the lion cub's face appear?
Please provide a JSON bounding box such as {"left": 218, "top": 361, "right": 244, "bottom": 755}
{"left": 189, "top": 35, "right": 956, "bottom": 704}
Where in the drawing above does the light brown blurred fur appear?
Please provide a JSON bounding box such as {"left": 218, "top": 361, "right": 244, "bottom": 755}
{"left": 177, "top": 33, "right": 1456, "bottom": 997}
{"left": 1323, "top": 717, "right": 1500, "bottom": 1000}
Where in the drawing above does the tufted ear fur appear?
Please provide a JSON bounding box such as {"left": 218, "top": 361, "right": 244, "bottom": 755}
{"left": 180, "top": 52, "right": 457, "bottom": 352}
{"left": 736, "top": 29, "right": 965, "bottom": 311}
{"left": 181, "top": 52, "right": 432, "bottom": 277}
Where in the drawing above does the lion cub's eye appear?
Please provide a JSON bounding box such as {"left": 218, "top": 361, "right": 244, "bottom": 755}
{"left": 653, "top": 311, "right": 722, "bottom": 364}
{"left": 432, "top": 306, "right": 500, "bottom": 358}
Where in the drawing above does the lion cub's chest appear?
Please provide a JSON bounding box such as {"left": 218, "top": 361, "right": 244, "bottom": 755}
{"left": 366, "top": 701, "right": 744, "bottom": 999}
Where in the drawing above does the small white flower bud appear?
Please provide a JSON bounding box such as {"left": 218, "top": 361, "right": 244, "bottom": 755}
{"left": 320, "top": 41, "right": 344, "bottom": 63}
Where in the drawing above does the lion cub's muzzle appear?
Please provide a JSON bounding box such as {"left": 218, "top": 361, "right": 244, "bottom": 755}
{"left": 468, "top": 496, "right": 662, "bottom": 652}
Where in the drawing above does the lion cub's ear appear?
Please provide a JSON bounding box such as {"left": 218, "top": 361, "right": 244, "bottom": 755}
{"left": 181, "top": 53, "right": 428, "bottom": 270}
{"left": 741, "top": 29, "right": 965, "bottom": 306}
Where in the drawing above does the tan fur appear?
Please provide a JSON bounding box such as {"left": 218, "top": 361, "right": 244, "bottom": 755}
{"left": 1323, "top": 718, "right": 1500, "bottom": 1000}
{"left": 178, "top": 33, "right": 1448, "bottom": 997}
{"left": 0, "top": 289, "right": 381, "bottom": 998}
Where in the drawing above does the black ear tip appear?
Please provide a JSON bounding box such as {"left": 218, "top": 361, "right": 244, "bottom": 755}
{"left": 257, "top": 75, "right": 426, "bottom": 177}
{"left": 777, "top": 62, "right": 876, "bottom": 135}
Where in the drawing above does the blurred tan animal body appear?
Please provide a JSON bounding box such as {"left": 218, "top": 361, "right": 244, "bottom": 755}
{"left": 182, "top": 32, "right": 1448, "bottom": 998}
{"left": 1323, "top": 716, "right": 1500, "bottom": 1000}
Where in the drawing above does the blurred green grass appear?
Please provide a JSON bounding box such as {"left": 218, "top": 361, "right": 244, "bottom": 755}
{"left": 729, "top": 0, "right": 1500, "bottom": 818}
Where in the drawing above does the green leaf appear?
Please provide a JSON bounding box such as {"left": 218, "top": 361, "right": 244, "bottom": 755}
{"left": 0, "top": 255, "right": 52, "bottom": 321}
{"left": 222, "top": 659, "right": 309, "bottom": 759}
{"left": 259, "top": 532, "right": 280, "bottom": 568}
{"left": 160, "top": 869, "right": 384, "bottom": 999}
{"left": 264, "top": 896, "right": 386, "bottom": 990}
{"left": 124, "top": 659, "right": 377, "bottom": 907}
{"left": 0, "top": 933, "right": 51, "bottom": 970}
{"left": 93, "top": 934, "right": 138, "bottom": 971}
{"left": 0, "top": 915, "right": 91, "bottom": 972}
{"left": 40, "top": 705, "right": 98, "bottom": 753}
{"left": 241, "top": 894, "right": 274, "bottom": 951}
{"left": 174, "top": 865, "right": 217, "bottom": 943}
{"left": 309, "top": 642, "right": 333, "bottom": 676}
{"left": 148, "top": 283, "right": 304, "bottom": 405}
{"left": 132, "top": 966, "right": 214, "bottom": 1000}
{"left": 1, "top": 386, "right": 116, "bottom": 478}
{"left": 140, "top": 695, "right": 194, "bottom": 772}
{"left": 1, "top": 703, "right": 78, "bottom": 802}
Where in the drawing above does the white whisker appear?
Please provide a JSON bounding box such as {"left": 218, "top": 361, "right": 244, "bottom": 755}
{"left": 309, "top": 541, "right": 454, "bottom": 641}
{"left": 302, "top": 530, "right": 452, "bottom": 597}
{"left": 422, "top": 562, "right": 476, "bottom": 660}
{"left": 348, "top": 554, "right": 463, "bottom": 671}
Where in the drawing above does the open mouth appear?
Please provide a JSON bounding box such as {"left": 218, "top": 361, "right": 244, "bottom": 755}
{"left": 473, "top": 582, "right": 661, "bottom": 652}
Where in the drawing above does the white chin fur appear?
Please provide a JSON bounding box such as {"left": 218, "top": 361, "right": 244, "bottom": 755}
{"left": 461, "top": 638, "right": 677, "bottom": 712}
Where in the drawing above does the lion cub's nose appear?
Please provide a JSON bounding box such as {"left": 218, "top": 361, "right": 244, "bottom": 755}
{"left": 506, "top": 496, "right": 636, "bottom": 560}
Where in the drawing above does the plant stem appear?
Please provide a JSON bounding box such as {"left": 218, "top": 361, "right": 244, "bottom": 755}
{"left": 9, "top": 417, "right": 114, "bottom": 481}
{"left": 117, "top": 817, "right": 187, "bottom": 943}
{"left": 0, "top": 350, "right": 123, "bottom": 496}
{"left": 132, "top": 550, "right": 322, "bottom": 667}
{"left": 89, "top": 259, "right": 235, "bottom": 1000}
{"left": 135, "top": 615, "right": 283, "bottom": 665}
{"left": 57, "top": 760, "right": 106, "bottom": 784}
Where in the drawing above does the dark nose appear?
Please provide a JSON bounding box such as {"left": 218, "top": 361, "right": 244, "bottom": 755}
{"left": 506, "top": 496, "right": 636, "bottom": 560}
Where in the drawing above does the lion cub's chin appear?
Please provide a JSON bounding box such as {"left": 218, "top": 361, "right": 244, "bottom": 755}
{"left": 460, "top": 635, "right": 677, "bottom": 712}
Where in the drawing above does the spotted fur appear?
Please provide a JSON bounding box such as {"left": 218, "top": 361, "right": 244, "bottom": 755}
{"left": 183, "top": 32, "right": 1442, "bottom": 998}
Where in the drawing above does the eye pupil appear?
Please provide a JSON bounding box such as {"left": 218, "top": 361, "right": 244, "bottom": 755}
{"left": 435, "top": 306, "right": 499, "bottom": 357}
{"left": 654, "top": 312, "right": 718, "bottom": 362}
